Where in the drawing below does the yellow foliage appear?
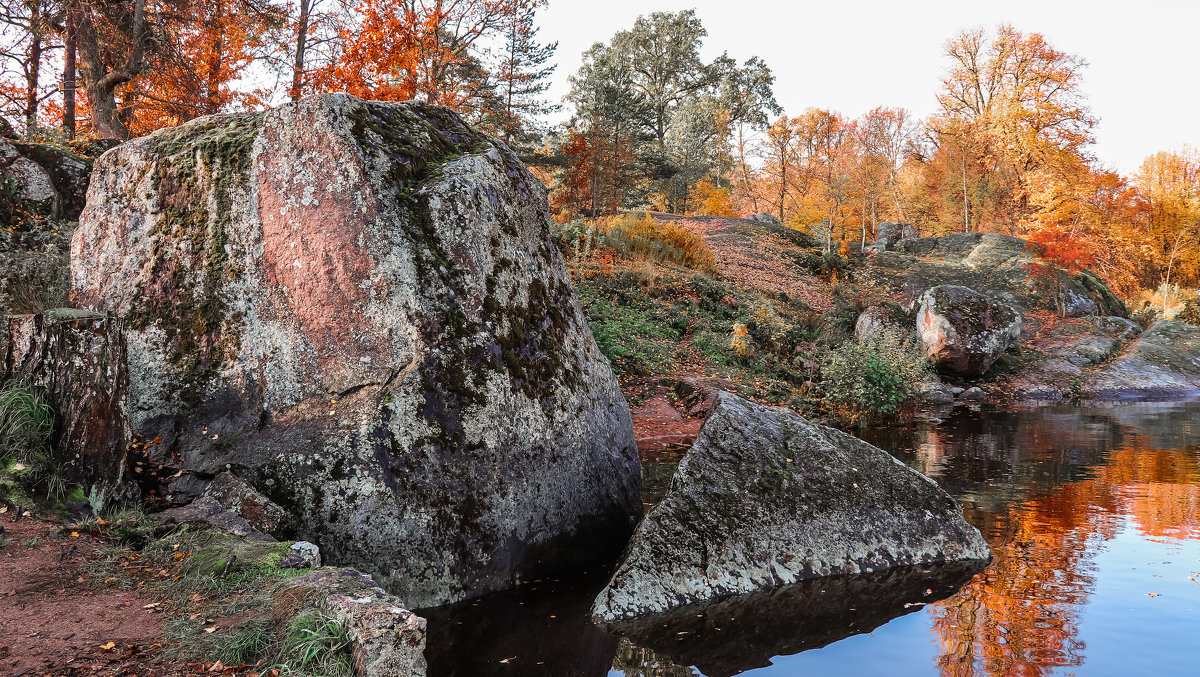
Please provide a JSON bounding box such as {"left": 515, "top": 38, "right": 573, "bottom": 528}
{"left": 691, "top": 178, "right": 738, "bottom": 217}
{"left": 730, "top": 322, "right": 754, "bottom": 357}
{"left": 598, "top": 213, "right": 717, "bottom": 271}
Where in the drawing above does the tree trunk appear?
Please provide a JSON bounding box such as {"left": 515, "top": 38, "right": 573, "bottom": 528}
{"left": 291, "top": 0, "right": 311, "bottom": 101}
{"left": 961, "top": 148, "right": 970, "bottom": 233}
{"left": 78, "top": 0, "right": 147, "bottom": 139}
{"left": 63, "top": 4, "right": 78, "bottom": 139}
{"left": 5, "top": 310, "right": 133, "bottom": 509}
{"left": 24, "top": 3, "right": 43, "bottom": 137}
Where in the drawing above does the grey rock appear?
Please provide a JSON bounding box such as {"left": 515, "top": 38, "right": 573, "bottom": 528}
{"left": 1088, "top": 315, "right": 1143, "bottom": 342}
{"left": 203, "top": 471, "right": 294, "bottom": 538}
{"left": 1, "top": 138, "right": 93, "bottom": 220}
{"left": 921, "top": 382, "right": 957, "bottom": 405}
{"left": 865, "top": 222, "right": 918, "bottom": 253}
{"left": 157, "top": 496, "right": 276, "bottom": 542}
{"left": 289, "top": 568, "right": 427, "bottom": 677}
{"left": 1061, "top": 335, "right": 1120, "bottom": 367}
{"left": 854, "top": 302, "right": 909, "bottom": 341}
{"left": 1010, "top": 358, "right": 1080, "bottom": 402}
{"left": 591, "top": 392, "right": 991, "bottom": 623}
{"left": 956, "top": 386, "right": 986, "bottom": 403}
{"left": 1081, "top": 320, "right": 1200, "bottom": 400}
{"left": 71, "top": 94, "right": 640, "bottom": 607}
{"left": 744, "top": 211, "right": 782, "bottom": 226}
{"left": 871, "top": 233, "right": 1126, "bottom": 317}
{"left": 279, "top": 540, "right": 322, "bottom": 569}
{"left": 917, "top": 285, "right": 1023, "bottom": 377}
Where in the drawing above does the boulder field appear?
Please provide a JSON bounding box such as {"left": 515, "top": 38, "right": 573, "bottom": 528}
{"left": 592, "top": 392, "right": 991, "bottom": 623}
{"left": 69, "top": 93, "right": 641, "bottom": 607}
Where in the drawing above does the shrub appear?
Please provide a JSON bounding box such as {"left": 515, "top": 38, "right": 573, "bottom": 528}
{"left": 600, "top": 213, "right": 717, "bottom": 271}
{"left": 1178, "top": 297, "right": 1200, "bottom": 326}
{"left": 821, "top": 327, "right": 931, "bottom": 426}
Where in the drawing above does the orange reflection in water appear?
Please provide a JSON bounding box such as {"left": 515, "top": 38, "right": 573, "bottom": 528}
{"left": 928, "top": 440, "right": 1200, "bottom": 677}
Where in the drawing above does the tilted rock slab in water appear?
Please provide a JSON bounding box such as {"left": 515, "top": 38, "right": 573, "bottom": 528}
{"left": 70, "top": 94, "right": 641, "bottom": 607}
{"left": 917, "top": 284, "right": 1023, "bottom": 377}
{"left": 591, "top": 392, "right": 991, "bottom": 623}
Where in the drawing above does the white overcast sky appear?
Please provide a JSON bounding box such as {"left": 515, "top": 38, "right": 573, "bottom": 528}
{"left": 537, "top": 0, "right": 1200, "bottom": 175}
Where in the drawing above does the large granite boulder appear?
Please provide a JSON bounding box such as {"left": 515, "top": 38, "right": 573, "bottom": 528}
{"left": 70, "top": 94, "right": 641, "bottom": 607}
{"left": 917, "top": 285, "right": 1023, "bottom": 377}
{"left": 1080, "top": 320, "right": 1200, "bottom": 400}
{"left": 4, "top": 309, "right": 132, "bottom": 506}
{"left": 591, "top": 392, "right": 991, "bottom": 623}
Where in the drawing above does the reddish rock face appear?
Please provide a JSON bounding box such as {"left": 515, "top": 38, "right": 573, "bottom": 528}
{"left": 71, "top": 94, "right": 641, "bottom": 607}
{"left": 917, "top": 285, "right": 1023, "bottom": 377}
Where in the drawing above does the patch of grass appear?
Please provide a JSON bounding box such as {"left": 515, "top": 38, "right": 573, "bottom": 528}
{"left": 0, "top": 378, "right": 73, "bottom": 503}
{"left": 0, "top": 378, "right": 54, "bottom": 462}
{"left": 274, "top": 610, "right": 355, "bottom": 677}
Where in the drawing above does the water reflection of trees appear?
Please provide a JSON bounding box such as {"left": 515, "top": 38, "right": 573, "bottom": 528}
{"left": 925, "top": 422, "right": 1200, "bottom": 676}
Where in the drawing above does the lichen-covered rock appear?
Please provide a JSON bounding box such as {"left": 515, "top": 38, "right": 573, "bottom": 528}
{"left": 591, "top": 392, "right": 991, "bottom": 623}
{"left": 917, "top": 285, "right": 1023, "bottom": 377}
{"left": 157, "top": 495, "right": 276, "bottom": 542}
{"left": 202, "top": 470, "right": 294, "bottom": 537}
{"left": 4, "top": 309, "right": 132, "bottom": 505}
{"left": 1, "top": 138, "right": 95, "bottom": 221}
{"left": 289, "top": 569, "right": 427, "bottom": 677}
{"left": 70, "top": 93, "right": 640, "bottom": 607}
{"left": 1080, "top": 320, "right": 1200, "bottom": 400}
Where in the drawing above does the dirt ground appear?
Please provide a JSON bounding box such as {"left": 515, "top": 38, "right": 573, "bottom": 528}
{"left": 0, "top": 513, "right": 174, "bottom": 676}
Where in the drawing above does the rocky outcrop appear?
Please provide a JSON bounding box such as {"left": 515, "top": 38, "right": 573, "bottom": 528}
{"left": 591, "top": 392, "right": 991, "bottom": 623}
{"left": 1080, "top": 321, "right": 1200, "bottom": 401}
{"left": 744, "top": 211, "right": 782, "bottom": 226}
{"left": 865, "top": 222, "right": 918, "bottom": 253}
{"left": 4, "top": 309, "right": 131, "bottom": 506}
{"left": 869, "top": 232, "right": 1126, "bottom": 318}
{"left": 71, "top": 94, "right": 641, "bottom": 607}
{"left": 917, "top": 285, "right": 1023, "bottom": 377}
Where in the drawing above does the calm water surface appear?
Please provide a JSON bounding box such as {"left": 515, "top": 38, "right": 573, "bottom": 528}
{"left": 422, "top": 402, "right": 1200, "bottom": 676}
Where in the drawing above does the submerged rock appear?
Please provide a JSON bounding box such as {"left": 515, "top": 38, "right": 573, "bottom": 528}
{"left": 917, "top": 285, "right": 1022, "bottom": 377}
{"left": 1081, "top": 320, "right": 1200, "bottom": 400}
{"left": 71, "top": 94, "right": 640, "bottom": 607}
{"left": 591, "top": 392, "right": 991, "bottom": 623}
